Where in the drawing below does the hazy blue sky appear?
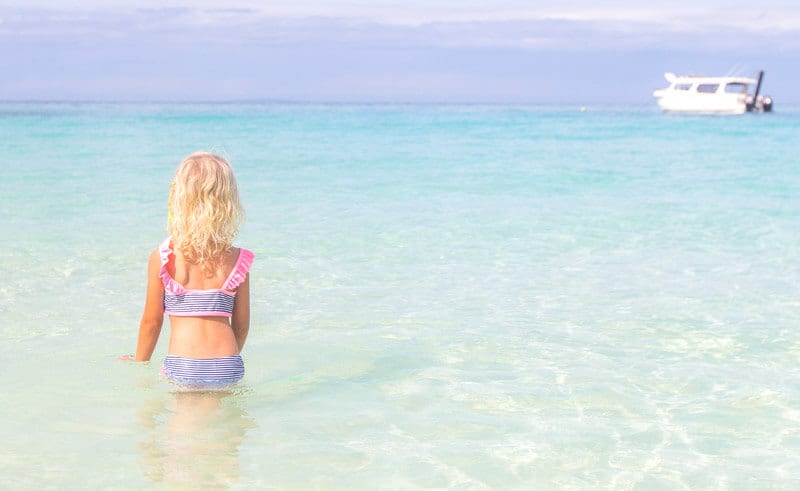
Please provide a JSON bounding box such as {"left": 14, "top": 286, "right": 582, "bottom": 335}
{"left": 2, "top": 1, "right": 798, "bottom": 104}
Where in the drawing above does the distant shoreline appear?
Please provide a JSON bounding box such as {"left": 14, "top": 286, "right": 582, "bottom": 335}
{"left": 3, "top": 100, "right": 800, "bottom": 115}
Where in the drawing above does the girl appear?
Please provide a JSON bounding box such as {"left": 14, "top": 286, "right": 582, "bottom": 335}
{"left": 127, "top": 152, "right": 254, "bottom": 388}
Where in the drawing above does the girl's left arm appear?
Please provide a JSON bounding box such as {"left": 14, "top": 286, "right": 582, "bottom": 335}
{"left": 132, "top": 249, "right": 165, "bottom": 361}
{"left": 231, "top": 274, "right": 251, "bottom": 353}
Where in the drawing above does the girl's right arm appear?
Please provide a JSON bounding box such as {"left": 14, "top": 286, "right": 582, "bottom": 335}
{"left": 133, "top": 249, "right": 165, "bottom": 361}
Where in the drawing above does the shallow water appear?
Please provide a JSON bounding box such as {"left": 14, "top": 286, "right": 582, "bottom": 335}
{"left": 1, "top": 102, "right": 800, "bottom": 489}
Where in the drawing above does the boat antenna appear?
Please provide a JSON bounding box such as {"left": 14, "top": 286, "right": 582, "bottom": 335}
{"left": 746, "top": 70, "right": 765, "bottom": 112}
{"left": 753, "top": 70, "right": 765, "bottom": 101}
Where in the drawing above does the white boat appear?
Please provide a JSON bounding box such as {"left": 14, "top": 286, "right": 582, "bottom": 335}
{"left": 653, "top": 71, "right": 773, "bottom": 114}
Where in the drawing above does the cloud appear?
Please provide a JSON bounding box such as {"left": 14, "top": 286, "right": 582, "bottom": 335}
{"left": 1, "top": 3, "right": 797, "bottom": 103}
{"left": 2, "top": 3, "right": 800, "bottom": 50}
{"left": 3, "top": 5, "right": 799, "bottom": 52}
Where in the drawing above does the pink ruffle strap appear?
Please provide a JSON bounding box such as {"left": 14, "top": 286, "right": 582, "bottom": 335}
{"left": 222, "top": 248, "right": 255, "bottom": 291}
{"left": 158, "top": 237, "right": 186, "bottom": 295}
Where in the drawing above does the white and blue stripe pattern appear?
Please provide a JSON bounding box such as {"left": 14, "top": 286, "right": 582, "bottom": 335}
{"left": 162, "top": 355, "right": 244, "bottom": 386}
{"left": 164, "top": 290, "right": 235, "bottom": 316}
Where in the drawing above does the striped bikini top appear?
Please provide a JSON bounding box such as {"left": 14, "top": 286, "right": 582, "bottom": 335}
{"left": 159, "top": 237, "right": 255, "bottom": 318}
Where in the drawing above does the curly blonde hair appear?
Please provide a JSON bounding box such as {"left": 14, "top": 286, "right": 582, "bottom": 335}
{"left": 167, "top": 152, "right": 244, "bottom": 268}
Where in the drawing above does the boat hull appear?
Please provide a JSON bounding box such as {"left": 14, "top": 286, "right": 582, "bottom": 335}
{"left": 653, "top": 90, "right": 748, "bottom": 114}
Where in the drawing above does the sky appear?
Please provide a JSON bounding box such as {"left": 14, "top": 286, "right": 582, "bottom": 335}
{"left": 1, "top": 1, "right": 799, "bottom": 104}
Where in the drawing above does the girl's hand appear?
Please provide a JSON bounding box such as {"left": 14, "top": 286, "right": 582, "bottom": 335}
{"left": 119, "top": 354, "right": 136, "bottom": 361}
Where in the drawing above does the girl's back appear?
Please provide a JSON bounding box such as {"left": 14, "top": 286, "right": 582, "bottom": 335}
{"left": 168, "top": 246, "right": 242, "bottom": 292}
{"left": 164, "top": 245, "right": 248, "bottom": 358}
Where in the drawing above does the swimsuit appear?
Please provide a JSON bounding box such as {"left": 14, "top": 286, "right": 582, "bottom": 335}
{"left": 158, "top": 237, "right": 254, "bottom": 387}
{"left": 161, "top": 355, "right": 245, "bottom": 387}
{"left": 159, "top": 238, "right": 254, "bottom": 317}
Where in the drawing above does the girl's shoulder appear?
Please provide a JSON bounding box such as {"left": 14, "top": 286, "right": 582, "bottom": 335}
{"left": 154, "top": 239, "right": 184, "bottom": 293}
{"left": 222, "top": 245, "right": 254, "bottom": 291}
{"left": 226, "top": 245, "right": 254, "bottom": 265}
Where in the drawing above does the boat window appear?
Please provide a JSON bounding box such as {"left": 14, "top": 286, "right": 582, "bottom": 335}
{"left": 697, "top": 84, "right": 719, "bottom": 93}
{"left": 725, "top": 83, "right": 748, "bottom": 94}
{"left": 675, "top": 83, "right": 692, "bottom": 91}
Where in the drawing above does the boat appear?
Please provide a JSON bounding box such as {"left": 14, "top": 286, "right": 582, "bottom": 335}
{"left": 653, "top": 71, "right": 773, "bottom": 114}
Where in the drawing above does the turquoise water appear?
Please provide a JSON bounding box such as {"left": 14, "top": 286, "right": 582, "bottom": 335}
{"left": 1, "top": 102, "right": 800, "bottom": 489}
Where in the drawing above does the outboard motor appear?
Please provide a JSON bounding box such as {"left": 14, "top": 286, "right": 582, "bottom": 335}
{"left": 761, "top": 95, "right": 773, "bottom": 112}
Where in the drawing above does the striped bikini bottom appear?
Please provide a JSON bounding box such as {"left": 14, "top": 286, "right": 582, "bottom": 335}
{"left": 161, "top": 355, "right": 245, "bottom": 388}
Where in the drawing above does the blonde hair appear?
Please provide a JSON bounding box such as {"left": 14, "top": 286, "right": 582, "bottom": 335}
{"left": 167, "top": 152, "right": 244, "bottom": 268}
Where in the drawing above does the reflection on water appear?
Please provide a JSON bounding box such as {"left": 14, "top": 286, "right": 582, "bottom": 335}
{"left": 136, "top": 388, "right": 256, "bottom": 489}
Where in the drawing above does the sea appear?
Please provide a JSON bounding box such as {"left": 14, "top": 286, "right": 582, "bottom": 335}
{"left": 1, "top": 102, "right": 799, "bottom": 490}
